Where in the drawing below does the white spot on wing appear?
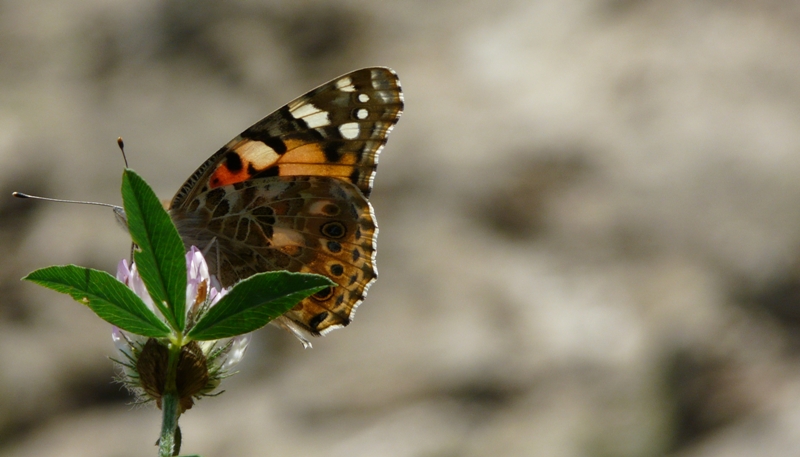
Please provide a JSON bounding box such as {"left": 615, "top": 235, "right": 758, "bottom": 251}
{"left": 356, "top": 109, "right": 368, "bottom": 120}
{"left": 358, "top": 93, "right": 370, "bottom": 103}
{"left": 303, "top": 111, "right": 330, "bottom": 128}
{"left": 290, "top": 103, "right": 330, "bottom": 128}
{"left": 338, "top": 122, "right": 360, "bottom": 140}
{"left": 236, "top": 141, "right": 279, "bottom": 167}
{"left": 286, "top": 97, "right": 309, "bottom": 111}
{"left": 290, "top": 103, "right": 319, "bottom": 118}
{"left": 336, "top": 77, "right": 355, "bottom": 92}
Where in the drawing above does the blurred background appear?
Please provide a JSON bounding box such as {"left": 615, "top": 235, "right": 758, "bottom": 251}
{"left": 2, "top": 0, "right": 800, "bottom": 456}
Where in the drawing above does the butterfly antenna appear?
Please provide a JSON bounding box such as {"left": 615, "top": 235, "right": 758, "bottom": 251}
{"left": 117, "top": 137, "right": 129, "bottom": 169}
{"left": 12, "top": 192, "right": 121, "bottom": 210}
{"left": 12, "top": 192, "right": 127, "bottom": 233}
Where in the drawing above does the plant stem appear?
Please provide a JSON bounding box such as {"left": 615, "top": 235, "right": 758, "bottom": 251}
{"left": 158, "top": 393, "right": 179, "bottom": 457}
{"left": 158, "top": 342, "right": 182, "bottom": 457}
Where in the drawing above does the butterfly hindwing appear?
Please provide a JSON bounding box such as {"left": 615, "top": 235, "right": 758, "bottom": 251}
{"left": 169, "top": 67, "right": 402, "bottom": 340}
{"left": 172, "top": 176, "right": 376, "bottom": 335}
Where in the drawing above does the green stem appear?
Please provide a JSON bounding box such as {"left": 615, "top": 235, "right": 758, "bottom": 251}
{"left": 158, "top": 393, "right": 179, "bottom": 457}
{"left": 158, "top": 342, "right": 182, "bottom": 457}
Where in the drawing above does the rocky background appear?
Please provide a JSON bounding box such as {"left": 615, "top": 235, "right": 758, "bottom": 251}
{"left": 3, "top": 1, "right": 800, "bottom": 456}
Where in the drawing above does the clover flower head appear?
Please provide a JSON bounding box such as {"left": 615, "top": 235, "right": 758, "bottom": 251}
{"left": 112, "top": 246, "right": 250, "bottom": 412}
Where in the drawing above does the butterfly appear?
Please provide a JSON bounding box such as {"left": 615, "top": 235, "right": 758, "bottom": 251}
{"left": 166, "top": 67, "right": 403, "bottom": 346}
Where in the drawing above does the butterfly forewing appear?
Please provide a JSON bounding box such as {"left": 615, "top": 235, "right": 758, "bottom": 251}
{"left": 169, "top": 67, "right": 402, "bottom": 340}
{"left": 171, "top": 67, "right": 402, "bottom": 210}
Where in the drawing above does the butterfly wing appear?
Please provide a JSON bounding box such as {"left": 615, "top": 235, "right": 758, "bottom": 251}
{"left": 169, "top": 67, "right": 403, "bottom": 341}
{"left": 171, "top": 67, "right": 403, "bottom": 208}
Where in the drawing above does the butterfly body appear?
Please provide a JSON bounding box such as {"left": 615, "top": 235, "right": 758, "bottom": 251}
{"left": 168, "top": 68, "right": 402, "bottom": 343}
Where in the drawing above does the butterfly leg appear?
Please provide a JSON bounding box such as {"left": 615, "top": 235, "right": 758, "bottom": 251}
{"left": 196, "top": 236, "right": 224, "bottom": 291}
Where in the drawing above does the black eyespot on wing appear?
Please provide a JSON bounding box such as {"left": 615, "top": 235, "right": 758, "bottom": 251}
{"left": 330, "top": 264, "right": 344, "bottom": 276}
{"left": 321, "top": 221, "right": 346, "bottom": 239}
{"left": 312, "top": 286, "right": 334, "bottom": 301}
{"left": 327, "top": 240, "right": 342, "bottom": 253}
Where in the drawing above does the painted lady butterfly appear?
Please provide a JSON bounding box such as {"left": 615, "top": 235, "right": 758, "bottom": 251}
{"left": 168, "top": 67, "right": 403, "bottom": 345}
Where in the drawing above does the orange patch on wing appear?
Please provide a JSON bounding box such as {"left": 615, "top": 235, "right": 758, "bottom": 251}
{"left": 208, "top": 140, "right": 284, "bottom": 189}
{"left": 278, "top": 163, "right": 354, "bottom": 178}
{"left": 337, "top": 153, "right": 358, "bottom": 165}
{"left": 280, "top": 143, "right": 327, "bottom": 164}
{"left": 209, "top": 163, "right": 250, "bottom": 188}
